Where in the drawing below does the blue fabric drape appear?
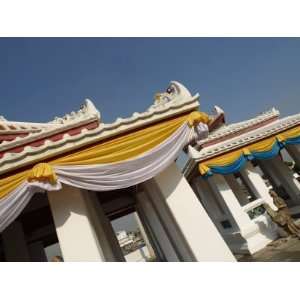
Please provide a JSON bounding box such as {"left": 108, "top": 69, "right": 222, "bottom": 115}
{"left": 251, "top": 141, "right": 282, "bottom": 160}
{"left": 201, "top": 134, "right": 300, "bottom": 177}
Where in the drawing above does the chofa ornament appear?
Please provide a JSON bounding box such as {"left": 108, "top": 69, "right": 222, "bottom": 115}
{"left": 149, "top": 81, "right": 199, "bottom": 110}
{"left": 50, "top": 99, "right": 101, "bottom": 124}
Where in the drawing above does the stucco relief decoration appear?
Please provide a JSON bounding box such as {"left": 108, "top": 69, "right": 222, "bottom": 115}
{"left": 149, "top": 81, "right": 195, "bottom": 111}
{"left": 50, "top": 99, "right": 101, "bottom": 124}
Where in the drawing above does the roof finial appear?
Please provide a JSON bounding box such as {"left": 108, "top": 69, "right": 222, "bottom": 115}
{"left": 149, "top": 81, "right": 199, "bottom": 111}
{"left": 50, "top": 98, "right": 101, "bottom": 124}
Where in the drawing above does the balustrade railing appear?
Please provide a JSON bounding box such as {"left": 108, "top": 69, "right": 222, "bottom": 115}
{"left": 243, "top": 198, "right": 266, "bottom": 220}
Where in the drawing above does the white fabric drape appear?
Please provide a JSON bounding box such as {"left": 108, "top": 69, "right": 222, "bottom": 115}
{"left": 0, "top": 122, "right": 204, "bottom": 232}
{"left": 0, "top": 123, "right": 208, "bottom": 232}
{"left": 0, "top": 181, "right": 62, "bottom": 232}
{"left": 55, "top": 122, "right": 194, "bottom": 190}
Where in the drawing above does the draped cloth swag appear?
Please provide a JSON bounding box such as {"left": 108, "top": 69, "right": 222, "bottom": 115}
{"left": 0, "top": 111, "right": 209, "bottom": 232}
{"left": 199, "top": 125, "right": 300, "bottom": 177}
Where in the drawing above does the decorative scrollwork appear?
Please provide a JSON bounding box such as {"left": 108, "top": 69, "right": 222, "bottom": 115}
{"left": 50, "top": 99, "right": 101, "bottom": 124}
{"left": 148, "top": 81, "right": 194, "bottom": 111}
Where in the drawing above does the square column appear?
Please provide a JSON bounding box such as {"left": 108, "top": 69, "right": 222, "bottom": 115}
{"left": 142, "top": 180, "right": 196, "bottom": 261}
{"left": 2, "top": 221, "right": 30, "bottom": 262}
{"left": 286, "top": 144, "right": 300, "bottom": 169}
{"left": 152, "top": 162, "right": 235, "bottom": 262}
{"left": 259, "top": 156, "right": 300, "bottom": 205}
{"left": 224, "top": 174, "right": 251, "bottom": 207}
{"left": 240, "top": 162, "right": 276, "bottom": 209}
{"left": 191, "top": 176, "right": 236, "bottom": 231}
{"left": 85, "top": 191, "right": 126, "bottom": 262}
{"left": 136, "top": 191, "right": 180, "bottom": 262}
{"left": 212, "top": 174, "right": 277, "bottom": 254}
{"left": 47, "top": 185, "right": 105, "bottom": 262}
{"left": 133, "top": 212, "right": 156, "bottom": 259}
{"left": 135, "top": 200, "right": 165, "bottom": 261}
{"left": 212, "top": 174, "right": 256, "bottom": 236}
{"left": 257, "top": 160, "right": 282, "bottom": 192}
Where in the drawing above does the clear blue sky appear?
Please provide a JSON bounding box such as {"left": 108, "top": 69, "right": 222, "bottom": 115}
{"left": 0, "top": 38, "right": 299, "bottom": 124}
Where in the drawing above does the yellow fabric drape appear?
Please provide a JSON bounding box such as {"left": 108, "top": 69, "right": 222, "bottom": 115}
{"left": 198, "top": 126, "right": 300, "bottom": 175}
{"left": 276, "top": 126, "right": 300, "bottom": 141}
{"left": 187, "top": 111, "right": 210, "bottom": 127}
{"left": 198, "top": 164, "right": 211, "bottom": 175}
{"left": 2, "top": 113, "right": 297, "bottom": 199}
{"left": 0, "top": 171, "right": 28, "bottom": 198}
{"left": 50, "top": 114, "right": 188, "bottom": 165}
{"left": 27, "top": 163, "right": 57, "bottom": 184}
{"left": 247, "top": 136, "right": 277, "bottom": 153}
{"left": 199, "top": 137, "right": 278, "bottom": 175}
{"left": 199, "top": 148, "right": 244, "bottom": 175}
{"left": 0, "top": 113, "right": 190, "bottom": 199}
{"left": 0, "top": 163, "right": 58, "bottom": 199}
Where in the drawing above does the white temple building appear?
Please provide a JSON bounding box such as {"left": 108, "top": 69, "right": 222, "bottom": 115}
{"left": 184, "top": 107, "right": 300, "bottom": 254}
{"left": 0, "top": 81, "right": 299, "bottom": 261}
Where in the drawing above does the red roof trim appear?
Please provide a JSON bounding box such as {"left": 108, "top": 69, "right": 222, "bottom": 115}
{"left": 0, "top": 121, "right": 99, "bottom": 158}
{"left": 201, "top": 115, "right": 279, "bottom": 148}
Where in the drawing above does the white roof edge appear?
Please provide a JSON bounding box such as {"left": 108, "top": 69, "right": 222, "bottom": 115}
{"left": 183, "top": 109, "right": 299, "bottom": 178}
{"left": 189, "top": 110, "right": 300, "bottom": 162}
{"left": 0, "top": 81, "right": 200, "bottom": 175}
{"left": 196, "top": 107, "right": 280, "bottom": 146}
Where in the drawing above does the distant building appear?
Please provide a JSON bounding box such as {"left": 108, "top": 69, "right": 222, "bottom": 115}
{"left": 116, "top": 230, "right": 134, "bottom": 248}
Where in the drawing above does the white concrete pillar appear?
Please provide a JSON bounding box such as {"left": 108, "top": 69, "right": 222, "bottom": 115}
{"left": 135, "top": 201, "right": 165, "bottom": 261}
{"left": 273, "top": 156, "right": 300, "bottom": 192}
{"left": 2, "top": 221, "right": 30, "bottom": 262}
{"left": 192, "top": 176, "right": 226, "bottom": 219}
{"left": 241, "top": 162, "right": 276, "bottom": 209}
{"left": 212, "top": 173, "right": 278, "bottom": 253}
{"left": 136, "top": 191, "right": 180, "bottom": 262}
{"left": 213, "top": 174, "right": 256, "bottom": 237}
{"left": 28, "top": 241, "right": 47, "bottom": 262}
{"left": 142, "top": 180, "right": 196, "bottom": 261}
{"left": 224, "top": 174, "right": 250, "bottom": 207}
{"left": 47, "top": 185, "right": 105, "bottom": 262}
{"left": 191, "top": 172, "right": 277, "bottom": 254}
{"left": 259, "top": 156, "right": 300, "bottom": 204}
{"left": 257, "top": 160, "right": 282, "bottom": 189}
{"left": 134, "top": 212, "right": 156, "bottom": 259}
{"left": 152, "top": 163, "right": 235, "bottom": 262}
{"left": 191, "top": 176, "right": 239, "bottom": 235}
{"left": 286, "top": 144, "right": 300, "bottom": 168}
{"left": 85, "top": 191, "right": 125, "bottom": 261}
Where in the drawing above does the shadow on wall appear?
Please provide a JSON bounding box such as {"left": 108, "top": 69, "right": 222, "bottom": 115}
{"left": 47, "top": 185, "right": 91, "bottom": 229}
{"left": 154, "top": 164, "right": 182, "bottom": 200}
